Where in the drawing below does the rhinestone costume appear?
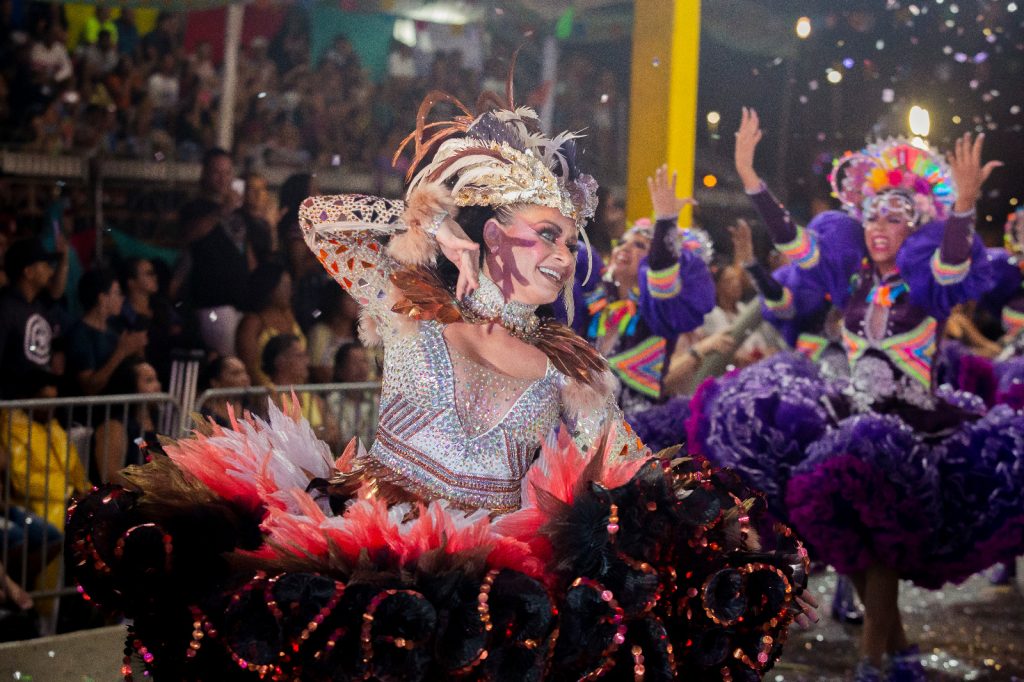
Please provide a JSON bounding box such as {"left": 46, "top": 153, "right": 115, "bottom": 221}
{"left": 301, "top": 193, "right": 642, "bottom": 513}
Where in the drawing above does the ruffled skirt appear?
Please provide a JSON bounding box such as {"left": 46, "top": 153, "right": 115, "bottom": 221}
{"left": 689, "top": 353, "right": 1024, "bottom": 588}
{"left": 67, "top": 403, "right": 808, "bottom": 681}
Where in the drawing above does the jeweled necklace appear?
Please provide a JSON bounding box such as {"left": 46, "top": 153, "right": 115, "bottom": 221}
{"left": 461, "top": 272, "right": 540, "bottom": 340}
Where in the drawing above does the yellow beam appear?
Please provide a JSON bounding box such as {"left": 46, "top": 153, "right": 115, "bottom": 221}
{"left": 625, "top": 0, "right": 702, "bottom": 226}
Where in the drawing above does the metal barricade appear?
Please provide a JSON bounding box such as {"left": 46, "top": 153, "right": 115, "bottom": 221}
{"left": 192, "top": 382, "right": 381, "bottom": 448}
{"left": 0, "top": 392, "right": 182, "bottom": 634}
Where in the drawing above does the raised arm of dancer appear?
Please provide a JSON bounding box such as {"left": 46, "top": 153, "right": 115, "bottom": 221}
{"left": 638, "top": 165, "right": 715, "bottom": 337}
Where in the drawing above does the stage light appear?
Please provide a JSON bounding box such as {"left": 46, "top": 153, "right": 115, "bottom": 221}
{"left": 706, "top": 111, "right": 721, "bottom": 124}
{"left": 826, "top": 69, "right": 842, "bottom": 84}
{"left": 909, "top": 105, "right": 931, "bottom": 136}
{"left": 702, "top": 174, "right": 718, "bottom": 188}
{"left": 796, "top": 17, "right": 811, "bottom": 39}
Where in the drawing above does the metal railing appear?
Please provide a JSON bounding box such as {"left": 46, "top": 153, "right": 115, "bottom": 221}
{"left": 0, "top": 383, "right": 380, "bottom": 638}
{"left": 192, "top": 381, "right": 381, "bottom": 448}
{"left": 0, "top": 392, "right": 182, "bottom": 635}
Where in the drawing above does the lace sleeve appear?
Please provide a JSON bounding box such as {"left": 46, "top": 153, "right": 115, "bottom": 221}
{"left": 300, "top": 194, "right": 407, "bottom": 336}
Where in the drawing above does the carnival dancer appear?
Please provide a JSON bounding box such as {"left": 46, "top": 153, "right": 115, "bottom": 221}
{"left": 66, "top": 82, "right": 815, "bottom": 681}
{"left": 706, "top": 108, "right": 1024, "bottom": 681}
{"left": 567, "top": 165, "right": 715, "bottom": 416}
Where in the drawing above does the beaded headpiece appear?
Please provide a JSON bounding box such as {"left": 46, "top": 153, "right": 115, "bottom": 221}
{"left": 830, "top": 137, "right": 956, "bottom": 225}
{"left": 393, "top": 68, "right": 597, "bottom": 230}
{"left": 623, "top": 218, "right": 714, "bottom": 265}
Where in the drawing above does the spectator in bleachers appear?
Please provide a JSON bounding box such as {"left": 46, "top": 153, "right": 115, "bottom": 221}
{"left": 66, "top": 267, "right": 147, "bottom": 395}
{"left": 114, "top": 8, "right": 138, "bottom": 57}
{"left": 28, "top": 96, "right": 73, "bottom": 153}
{"left": 328, "top": 340, "right": 374, "bottom": 444}
{"left": 228, "top": 172, "right": 279, "bottom": 264}
{"left": 103, "top": 53, "right": 142, "bottom": 112}
{"left": 118, "top": 256, "right": 181, "bottom": 382}
{"left": 188, "top": 41, "right": 219, "bottom": 98}
{"left": 387, "top": 41, "right": 417, "bottom": 82}
{"left": 237, "top": 262, "right": 305, "bottom": 387}
{"left": 308, "top": 287, "right": 359, "bottom": 383}
{"left": 263, "top": 332, "right": 339, "bottom": 448}
{"left": 277, "top": 172, "right": 329, "bottom": 330}
{"left": 140, "top": 12, "right": 177, "bottom": 63}
{"left": 173, "top": 148, "right": 250, "bottom": 357}
{"left": 244, "top": 35, "right": 276, "bottom": 87}
{"left": 147, "top": 52, "right": 179, "bottom": 125}
{"left": 79, "top": 28, "right": 117, "bottom": 79}
{"left": 0, "top": 368, "right": 88, "bottom": 530}
{"left": 198, "top": 355, "right": 252, "bottom": 427}
{"left": 0, "top": 238, "right": 63, "bottom": 398}
{"left": 80, "top": 5, "right": 117, "bottom": 47}
{"left": 92, "top": 356, "right": 162, "bottom": 483}
{"left": 29, "top": 24, "right": 72, "bottom": 87}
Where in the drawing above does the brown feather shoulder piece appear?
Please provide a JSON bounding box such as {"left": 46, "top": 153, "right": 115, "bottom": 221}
{"left": 389, "top": 266, "right": 609, "bottom": 388}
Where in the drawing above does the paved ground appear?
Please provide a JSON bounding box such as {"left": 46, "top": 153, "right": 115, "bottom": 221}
{"left": 774, "top": 568, "right": 1024, "bottom": 681}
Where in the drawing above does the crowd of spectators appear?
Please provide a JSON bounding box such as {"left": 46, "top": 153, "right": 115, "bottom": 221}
{"left": 0, "top": 3, "right": 626, "bottom": 180}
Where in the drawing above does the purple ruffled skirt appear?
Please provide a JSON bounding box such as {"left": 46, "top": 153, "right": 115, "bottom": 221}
{"left": 785, "top": 401, "right": 1024, "bottom": 587}
{"left": 692, "top": 352, "right": 1024, "bottom": 588}
{"left": 686, "top": 354, "right": 834, "bottom": 522}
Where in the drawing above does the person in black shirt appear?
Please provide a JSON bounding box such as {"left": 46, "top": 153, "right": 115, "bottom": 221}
{"left": 0, "top": 239, "right": 61, "bottom": 398}
{"left": 171, "top": 148, "right": 254, "bottom": 357}
{"left": 65, "top": 268, "right": 147, "bottom": 395}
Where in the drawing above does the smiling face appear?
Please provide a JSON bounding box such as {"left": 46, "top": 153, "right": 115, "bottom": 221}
{"left": 483, "top": 205, "right": 579, "bottom": 306}
{"left": 864, "top": 213, "right": 913, "bottom": 272}
{"left": 609, "top": 229, "right": 651, "bottom": 283}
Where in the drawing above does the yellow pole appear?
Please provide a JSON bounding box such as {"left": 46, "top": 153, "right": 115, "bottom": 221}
{"left": 625, "top": 0, "right": 702, "bottom": 226}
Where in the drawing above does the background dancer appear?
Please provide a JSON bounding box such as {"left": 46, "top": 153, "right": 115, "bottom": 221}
{"left": 721, "top": 108, "right": 1024, "bottom": 681}
{"left": 567, "top": 165, "right": 715, "bottom": 416}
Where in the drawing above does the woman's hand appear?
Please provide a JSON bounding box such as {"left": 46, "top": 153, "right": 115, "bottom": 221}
{"left": 792, "top": 592, "right": 820, "bottom": 630}
{"left": 435, "top": 217, "right": 481, "bottom": 299}
{"left": 647, "top": 164, "right": 697, "bottom": 220}
{"left": 696, "top": 330, "right": 737, "bottom": 357}
{"left": 728, "top": 218, "right": 756, "bottom": 266}
{"left": 949, "top": 132, "right": 1003, "bottom": 213}
{"left": 734, "top": 107, "right": 764, "bottom": 192}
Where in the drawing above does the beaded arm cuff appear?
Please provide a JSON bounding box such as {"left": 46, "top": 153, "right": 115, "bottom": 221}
{"left": 645, "top": 263, "right": 682, "bottom": 300}
{"left": 777, "top": 226, "right": 821, "bottom": 270}
{"left": 930, "top": 248, "right": 971, "bottom": 286}
{"left": 764, "top": 286, "right": 795, "bottom": 319}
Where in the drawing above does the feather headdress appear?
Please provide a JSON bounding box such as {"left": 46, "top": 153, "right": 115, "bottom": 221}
{"left": 393, "top": 57, "right": 598, "bottom": 229}
{"left": 830, "top": 137, "right": 956, "bottom": 224}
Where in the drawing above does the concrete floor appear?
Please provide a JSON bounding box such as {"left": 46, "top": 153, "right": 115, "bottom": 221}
{"left": 0, "top": 624, "right": 124, "bottom": 682}
{"left": 776, "top": 567, "right": 1024, "bottom": 681}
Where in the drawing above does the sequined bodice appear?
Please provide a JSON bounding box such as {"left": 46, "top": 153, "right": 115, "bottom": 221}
{"left": 370, "top": 321, "right": 563, "bottom": 513}
{"left": 842, "top": 271, "right": 939, "bottom": 409}
{"left": 300, "top": 193, "right": 644, "bottom": 514}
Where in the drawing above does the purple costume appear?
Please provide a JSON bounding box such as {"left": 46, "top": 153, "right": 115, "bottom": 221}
{"left": 938, "top": 248, "right": 1024, "bottom": 409}
{"left": 561, "top": 218, "right": 715, "bottom": 416}
{"left": 694, "top": 183, "right": 1024, "bottom": 588}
